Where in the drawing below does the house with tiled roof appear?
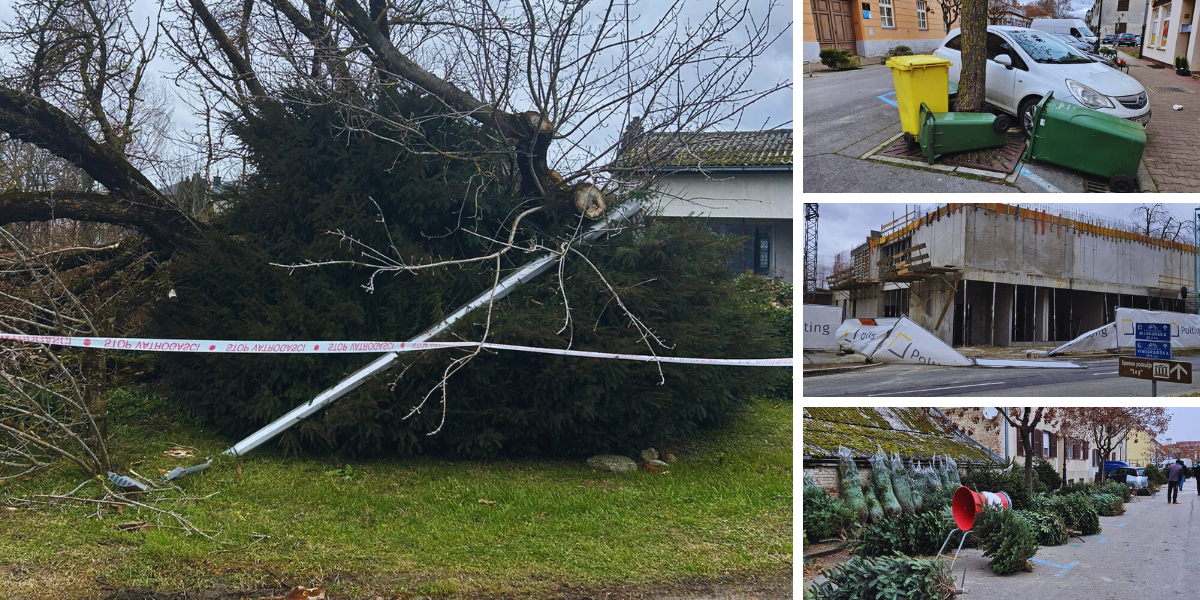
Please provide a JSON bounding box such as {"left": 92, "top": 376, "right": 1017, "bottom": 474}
{"left": 802, "top": 407, "right": 1000, "bottom": 492}
{"left": 622, "top": 129, "right": 794, "bottom": 281}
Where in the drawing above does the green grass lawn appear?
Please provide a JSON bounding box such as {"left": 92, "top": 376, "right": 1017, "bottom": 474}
{"left": 1, "top": 390, "right": 793, "bottom": 599}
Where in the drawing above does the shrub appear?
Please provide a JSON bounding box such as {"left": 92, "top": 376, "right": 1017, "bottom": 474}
{"left": 805, "top": 476, "right": 858, "bottom": 545}
{"left": 1145, "top": 464, "right": 1168, "bottom": 486}
{"left": 1033, "top": 492, "right": 1100, "bottom": 535}
{"left": 853, "top": 510, "right": 959, "bottom": 558}
{"left": 150, "top": 92, "right": 781, "bottom": 459}
{"left": 1058, "top": 481, "right": 1094, "bottom": 496}
{"left": 811, "top": 556, "right": 955, "bottom": 600}
{"left": 973, "top": 506, "right": 1039, "bottom": 575}
{"left": 1013, "top": 510, "right": 1068, "bottom": 546}
{"left": 1100, "top": 482, "right": 1133, "bottom": 502}
{"left": 819, "top": 49, "right": 852, "bottom": 68}
{"left": 1088, "top": 492, "right": 1125, "bottom": 516}
{"left": 961, "top": 467, "right": 1033, "bottom": 510}
{"left": 886, "top": 45, "right": 914, "bottom": 57}
{"left": 1034, "top": 459, "right": 1062, "bottom": 492}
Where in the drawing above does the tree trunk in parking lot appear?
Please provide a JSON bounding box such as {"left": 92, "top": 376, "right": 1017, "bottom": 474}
{"left": 956, "top": 0, "right": 988, "bottom": 112}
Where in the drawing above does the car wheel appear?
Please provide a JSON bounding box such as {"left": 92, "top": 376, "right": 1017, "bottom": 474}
{"left": 1019, "top": 96, "right": 1042, "bottom": 138}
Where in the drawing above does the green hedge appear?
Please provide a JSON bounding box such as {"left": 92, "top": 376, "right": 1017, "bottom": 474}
{"left": 853, "top": 509, "right": 962, "bottom": 558}
{"left": 810, "top": 556, "right": 955, "bottom": 599}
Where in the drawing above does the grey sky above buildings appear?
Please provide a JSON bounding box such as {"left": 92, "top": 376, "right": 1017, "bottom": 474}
{"left": 1163, "top": 407, "right": 1200, "bottom": 448}
{"left": 0, "top": 0, "right": 793, "bottom": 180}
{"left": 811, "top": 202, "right": 1200, "bottom": 265}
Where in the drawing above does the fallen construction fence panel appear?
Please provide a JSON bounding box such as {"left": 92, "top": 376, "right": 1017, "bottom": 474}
{"left": 833, "top": 316, "right": 1083, "bottom": 368}
{"left": 803, "top": 304, "right": 844, "bottom": 350}
{"left": 1046, "top": 308, "right": 1200, "bottom": 356}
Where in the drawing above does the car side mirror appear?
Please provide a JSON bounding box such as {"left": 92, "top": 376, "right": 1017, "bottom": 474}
{"left": 994, "top": 54, "right": 1013, "bottom": 69}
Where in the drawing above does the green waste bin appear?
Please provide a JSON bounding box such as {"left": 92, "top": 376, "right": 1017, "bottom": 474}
{"left": 917, "top": 102, "right": 1011, "bottom": 164}
{"left": 885, "top": 55, "right": 954, "bottom": 147}
{"left": 1022, "top": 91, "right": 1146, "bottom": 192}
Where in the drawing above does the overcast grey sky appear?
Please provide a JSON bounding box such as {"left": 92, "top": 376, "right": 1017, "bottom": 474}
{"left": 809, "top": 202, "right": 1200, "bottom": 265}
{"left": 1159, "top": 407, "right": 1200, "bottom": 445}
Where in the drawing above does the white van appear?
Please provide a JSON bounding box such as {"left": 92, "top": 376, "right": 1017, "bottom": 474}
{"left": 1030, "top": 19, "right": 1098, "bottom": 44}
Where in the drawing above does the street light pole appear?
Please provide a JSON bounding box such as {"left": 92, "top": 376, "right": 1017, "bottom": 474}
{"left": 1094, "top": 0, "right": 1105, "bottom": 52}
{"left": 1142, "top": 0, "right": 1150, "bottom": 47}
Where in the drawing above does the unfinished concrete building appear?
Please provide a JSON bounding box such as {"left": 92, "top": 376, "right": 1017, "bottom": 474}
{"left": 828, "top": 203, "right": 1198, "bottom": 347}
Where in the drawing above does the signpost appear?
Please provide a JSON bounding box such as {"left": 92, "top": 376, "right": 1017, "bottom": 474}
{"left": 1123, "top": 322, "right": 1189, "bottom": 396}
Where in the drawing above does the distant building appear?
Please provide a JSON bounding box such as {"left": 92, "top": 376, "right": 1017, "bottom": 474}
{"left": 939, "top": 407, "right": 1104, "bottom": 484}
{"left": 828, "top": 203, "right": 1196, "bottom": 347}
{"left": 1086, "top": 0, "right": 1149, "bottom": 37}
{"left": 803, "top": 0, "right": 958, "bottom": 60}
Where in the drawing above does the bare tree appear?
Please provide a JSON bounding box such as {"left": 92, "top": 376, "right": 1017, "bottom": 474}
{"left": 936, "top": 0, "right": 963, "bottom": 33}
{"left": 956, "top": 0, "right": 987, "bottom": 112}
{"left": 1058, "top": 407, "right": 1170, "bottom": 484}
{"left": 987, "top": 0, "right": 1010, "bottom": 24}
{"left": 1130, "top": 203, "right": 1188, "bottom": 243}
{"left": 938, "top": 407, "right": 1062, "bottom": 493}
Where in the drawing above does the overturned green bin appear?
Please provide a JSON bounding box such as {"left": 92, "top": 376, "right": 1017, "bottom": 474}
{"left": 1022, "top": 91, "right": 1145, "bottom": 192}
{"left": 916, "top": 102, "right": 1011, "bottom": 164}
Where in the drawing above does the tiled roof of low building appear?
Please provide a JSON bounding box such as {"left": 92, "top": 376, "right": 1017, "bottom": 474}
{"left": 622, "top": 129, "right": 793, "bottom": 169}
{"left": 803, "top": 407, "right": 998, "bottom": 463}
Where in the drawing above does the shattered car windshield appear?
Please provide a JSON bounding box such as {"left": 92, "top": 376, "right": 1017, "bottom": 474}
{"left": 1007, "top": 30, "right": 1094, "bottom": 63}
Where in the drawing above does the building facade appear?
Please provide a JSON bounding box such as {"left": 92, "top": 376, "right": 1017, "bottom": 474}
{"left": 803, "top": 0, "right": 959, "bottom": 60}
{"left": 1141, "top": 0, "right": 1197, "bottom": 67}
{"left": 830, "top": 203, "right": 1197, "bottom": 347}
{"left": 939, "top": 408, "right": 1103, "bottom": 484}
{"left": 1126, "top": 428, "right": 1162, "bottom": 466}
{"left": 636, "top": 130, "right": 793, "bottom": 281}
{"left": 1086, "top": 0, "right": 1151, "bottom": 37}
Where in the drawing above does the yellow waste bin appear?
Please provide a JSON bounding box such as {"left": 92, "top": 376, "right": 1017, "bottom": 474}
{"left": 885, "top": 55, "right": 954, "bottom": 144}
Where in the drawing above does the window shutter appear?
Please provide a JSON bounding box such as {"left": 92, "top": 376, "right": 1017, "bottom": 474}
{"left": 1051, "top": 433, "right": 1057, "bottom": 458}
{"left": 1033, "top": 429, "right": 1043, "bottom": 457}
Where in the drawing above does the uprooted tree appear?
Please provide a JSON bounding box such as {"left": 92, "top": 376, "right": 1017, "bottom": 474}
{"left": 0, "top": 0, "right": 791, "bottom": 468}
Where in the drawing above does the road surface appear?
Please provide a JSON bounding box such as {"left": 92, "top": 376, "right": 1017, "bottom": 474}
{"left": 802, "top": 355, "right": 1200, "bottom": 397}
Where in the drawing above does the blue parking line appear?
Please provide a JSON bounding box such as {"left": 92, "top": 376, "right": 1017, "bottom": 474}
{"left": 1018, "top": 166, "right": 1063, "bottom": 193}
{"left": 878, "top": 92, "right": 899, "bottom": 107}
{"left": 1029, "top": 558, "right": 1080, "bottom": 577}
{"left": 1090, "top": 536, "right": 1108, "bottom": 543}
{"left": 1117, "top": 523, "right": 1126, "bottom": 527}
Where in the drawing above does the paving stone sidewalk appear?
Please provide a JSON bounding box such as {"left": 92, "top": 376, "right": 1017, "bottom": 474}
{"left": 1122, "top": 53, "right": 1200, "bottom": 192}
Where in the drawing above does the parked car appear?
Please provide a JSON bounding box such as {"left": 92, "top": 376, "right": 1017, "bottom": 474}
{"left": 1056, "top": 33, "right": 1095, "bottom": 52}
{"left": 1103, "top": 34, "right": 1117, "bottom": 44}
{"left": 1030, "top": 18, "right": 1099, "bottom": 44}
{"left": 1106, "top": 466, "right": 1151, "bottom": 494}
{"left": 1116, "top": 33, "right": 1140, "bottom": 46}
{"left": 934, "top": 26, "right": 1151, "bottom": 135}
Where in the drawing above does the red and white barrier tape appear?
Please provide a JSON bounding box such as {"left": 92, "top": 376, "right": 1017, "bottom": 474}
{"left": 0, "top": 332, "right": 792, "bottom": 367}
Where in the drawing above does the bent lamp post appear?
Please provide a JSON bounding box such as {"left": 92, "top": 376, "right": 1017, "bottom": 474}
{"left": 938, "top": 486, "right": 1012, "bottom": 569}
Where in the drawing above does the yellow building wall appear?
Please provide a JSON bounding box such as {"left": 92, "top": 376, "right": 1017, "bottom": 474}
{"left": 1126, "top": 430, "right": 1158, "bottom": 466}
{"left": 803, "top": 0, "right": 958, "bottom": 58}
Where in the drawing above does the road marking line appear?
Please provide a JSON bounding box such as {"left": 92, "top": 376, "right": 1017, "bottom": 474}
{"left": 1092, "top": 371, "right": 1120, "bottom": 375}
{"left": 1117, "top": 523, "right": 1126, "bottom": 527}
{"left": 866, "top": 381, "right": 1006, "bottom": 396}
{"left": 878, "top": 92, "right": 899, "bottom": 107}
{"left": 1090, "top": 536, "right": 1108, "bottom": 543}
{"left": 1018, "top": 166, "right": 1064, "bottom": 193}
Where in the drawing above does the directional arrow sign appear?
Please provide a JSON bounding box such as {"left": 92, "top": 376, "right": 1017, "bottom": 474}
{"left": 1135, "top": 322, "right": 1171, "bottom": 341}
{"left": 1119, "top": 357, "right": 1193, "bottom": 384}
{"left": 1135, "top": 340, "right": 1172, "bottom": 360}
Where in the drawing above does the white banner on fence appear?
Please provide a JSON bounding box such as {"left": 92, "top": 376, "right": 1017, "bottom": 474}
{"left": 834, "top": 317, "right": 900, "bottom": 355}
{"left": 803, "top": 304, "right": 844, "bottom": 350}
{"left": 1046, "top": 322, "right": 1119, "bottom": 356}
{"left": 869, "top": 316, "right": 975, "bottom": 366}
{"left": 1116, "top": 308, "right": 1200, "bottom": 349}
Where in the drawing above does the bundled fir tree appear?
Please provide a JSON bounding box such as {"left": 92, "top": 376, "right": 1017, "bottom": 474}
{"left": 150, "top": 91, "right": 783, "bottom": 458}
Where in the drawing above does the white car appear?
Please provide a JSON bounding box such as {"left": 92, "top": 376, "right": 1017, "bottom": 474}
{"left": 934, "top": 26, "right": 1151, "bottom": 135}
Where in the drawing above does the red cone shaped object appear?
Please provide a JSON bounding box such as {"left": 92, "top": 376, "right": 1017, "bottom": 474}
{"left": 951, "top": 486, "right": 1012, "bottom": 531}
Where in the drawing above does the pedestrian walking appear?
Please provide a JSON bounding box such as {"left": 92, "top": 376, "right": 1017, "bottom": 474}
{"left": 1167, "top": 459, "right": 1185, "bottom": 504}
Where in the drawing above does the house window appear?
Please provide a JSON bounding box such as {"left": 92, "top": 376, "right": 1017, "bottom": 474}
{"left": 917, "top": 1, "right": 928, "bottom": 29}
{"left": 1043, "top": 431, "right": 1051, "bottom": 457}
{"left": 1117, "top": 0, "right": 1129, "bottom": 10}
{"left": 723, "top": 224, "right": 771, "bottom": 276}
{"left": 880, "top": 0, "right": 895, "bottom": 27}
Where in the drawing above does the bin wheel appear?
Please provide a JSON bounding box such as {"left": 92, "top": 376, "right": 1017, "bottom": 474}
{"left": 1109, "top": 174, "right": 1136, "bottom": 193}
{"left": 904, "top": 131, "right": 918, "bottom": 151}
{"left": 992, "top": 114, "right": 1011, "bottom": 133}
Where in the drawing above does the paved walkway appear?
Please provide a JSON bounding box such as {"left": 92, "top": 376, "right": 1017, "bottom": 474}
{"left": 1122, "top": 51, "right": 1200, "bottom": 192}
